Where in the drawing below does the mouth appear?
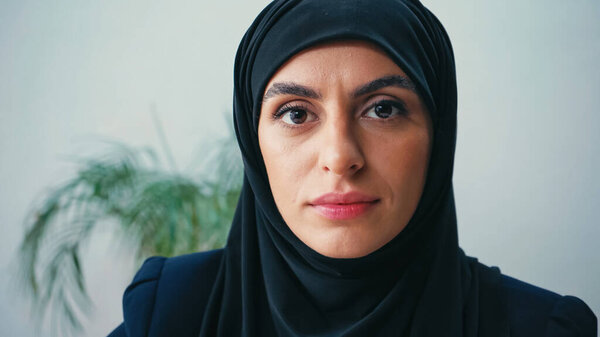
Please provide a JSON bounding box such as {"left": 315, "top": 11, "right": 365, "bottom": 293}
{"left": 308, "top": 192, "right": 380, "bottom": 220}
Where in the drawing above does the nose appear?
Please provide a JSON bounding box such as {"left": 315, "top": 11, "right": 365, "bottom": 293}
{"left": 318, "top": 117, "right": 365, "bottom": 176}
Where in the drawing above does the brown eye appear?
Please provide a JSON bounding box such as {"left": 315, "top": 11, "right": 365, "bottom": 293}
{"left": 283, "top": 109, "right": 308, "bottom": 124}
{"left": 365, "top": 100, "right": 407, "bottom": 119}
{"left": 273, "top": 102, "right": 316, "bottom": 127}
{"left": 374, "top": 104, "right": 393, "bottom": 118}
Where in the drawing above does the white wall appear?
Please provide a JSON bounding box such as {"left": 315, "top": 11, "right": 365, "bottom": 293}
{"left": 0, "top": 0, "right": 598, "bottom": 335}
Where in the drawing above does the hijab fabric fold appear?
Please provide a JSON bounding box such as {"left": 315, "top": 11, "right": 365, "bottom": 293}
{"left": 199, "top": 0, "right": 509, "bottom": 336}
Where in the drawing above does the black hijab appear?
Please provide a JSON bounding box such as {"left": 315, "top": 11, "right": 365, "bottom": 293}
{"left": 199, "top": 0, "right": 509, "bottom": 336}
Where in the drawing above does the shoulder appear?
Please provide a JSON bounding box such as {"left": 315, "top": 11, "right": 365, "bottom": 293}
{"left": 498, "top": 273, "right": 597, "bottom": 337}
{"left": 108, "top": 249, "right": 223, "bottom": 337}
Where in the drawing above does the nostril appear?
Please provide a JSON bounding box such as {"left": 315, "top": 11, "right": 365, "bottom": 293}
{"left": 349, "top": 163, "right": 364, "bottom": 172}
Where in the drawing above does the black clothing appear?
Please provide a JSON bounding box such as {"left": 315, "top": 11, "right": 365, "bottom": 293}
{"left": 108, "top": 250, "right": 596, "bottom": 337}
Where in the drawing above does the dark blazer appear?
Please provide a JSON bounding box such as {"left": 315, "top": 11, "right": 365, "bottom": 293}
{"left": 107, "top": 249, "right": 596, "bottom": 337}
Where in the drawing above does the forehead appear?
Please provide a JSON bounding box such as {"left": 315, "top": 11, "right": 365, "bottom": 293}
{"left": 264, "top": 40, "right": 408, "bottom": 89}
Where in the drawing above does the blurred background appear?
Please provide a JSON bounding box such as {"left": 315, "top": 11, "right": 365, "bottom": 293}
{"left": 1, "top": 0, "right": 598, "bottom": 335}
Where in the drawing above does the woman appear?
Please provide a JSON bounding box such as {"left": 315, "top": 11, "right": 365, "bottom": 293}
{"left": 109, "top": 0, "right": 596, "bottom": 336}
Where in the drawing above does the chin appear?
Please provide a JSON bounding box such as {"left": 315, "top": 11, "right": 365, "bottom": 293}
{"left": 318, "top": 243, "right": 376, "bottom": 259}
{"left": 304, "top": 226, "right": 384, "bottom": 259}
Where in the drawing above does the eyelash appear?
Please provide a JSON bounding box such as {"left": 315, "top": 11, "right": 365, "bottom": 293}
{"left": 271, "top": 98, "right": 408, "bottom": 127}
{"left": 273, "top": 102, "right": 310, "bottom": 119}
{"left": 270, "top": 102, "right": 317, "bottom": 129}
{"left": 363, "top": 99, "right": 408, "bottom": 119}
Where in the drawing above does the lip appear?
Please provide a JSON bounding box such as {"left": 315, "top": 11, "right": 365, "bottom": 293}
{"left": 309, "top": 192, "right": 379, "bottom": 220}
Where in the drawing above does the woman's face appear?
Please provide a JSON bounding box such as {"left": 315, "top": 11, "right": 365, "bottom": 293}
{"left": 258, "top": 41, "right": 432, "bottom": 258}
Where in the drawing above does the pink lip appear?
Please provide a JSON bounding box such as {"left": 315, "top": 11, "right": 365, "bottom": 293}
{"left": 309, "top": 192, "right": 379, "bottom": 220}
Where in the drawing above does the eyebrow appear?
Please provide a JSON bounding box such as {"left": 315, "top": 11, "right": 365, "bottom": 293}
{"left": 352, "top": 75, "right": 416, "bottom": 97}
{"left": 262, "top": 75, "right": 416, "bottom": 102}
{"left": 263, "top": 82, "right": 321, "bottom": 102}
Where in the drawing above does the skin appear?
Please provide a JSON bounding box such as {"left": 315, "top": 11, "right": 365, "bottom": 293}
{"left": 258, "top": 40, "right": 433, "bottom": 258}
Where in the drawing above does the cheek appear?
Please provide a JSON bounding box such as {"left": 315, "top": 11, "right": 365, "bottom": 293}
{"left": 370, "top": 128, "right": 431, "bottom": 198}
{"left": 259, "top": 131, "right": 313, "bottom": 207}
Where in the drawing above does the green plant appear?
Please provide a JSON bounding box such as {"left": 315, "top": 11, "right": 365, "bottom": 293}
{"left": 17, "top": 129, "right": 242, "bottom": 336}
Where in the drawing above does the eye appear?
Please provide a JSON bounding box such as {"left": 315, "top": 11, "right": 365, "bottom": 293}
{"left": 275, "top": 103, "right": 315, "bottom": 125}
{"left": 282, "top": 109, "right": 308, "bottom": 124}
{"left": 364, "top": 100, "right": 407, "bottom": 119}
